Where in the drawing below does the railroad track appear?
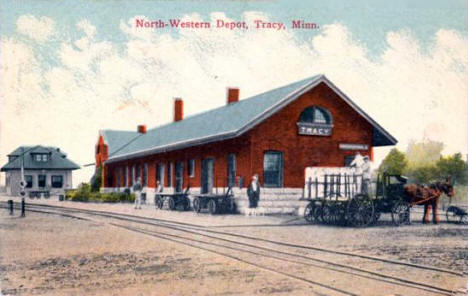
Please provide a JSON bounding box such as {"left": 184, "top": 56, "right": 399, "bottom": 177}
{"left": 2, "top": 201, "right": 465, "bottom": 296}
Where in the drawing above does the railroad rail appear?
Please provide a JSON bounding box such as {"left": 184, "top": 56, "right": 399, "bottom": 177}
{"left": 2, "top": 201, "right": 465, "bottom": 296}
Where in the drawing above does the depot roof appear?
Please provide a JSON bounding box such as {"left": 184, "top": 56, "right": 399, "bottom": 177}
{"left": 103, "top": 74, "right": 397, "bottom": 163}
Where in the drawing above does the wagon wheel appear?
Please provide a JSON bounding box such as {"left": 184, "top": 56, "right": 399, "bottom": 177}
{"left": 227, "top": 199, "right": 237, "bottom": 213}
{"left": 446, "top": 206, "right": 459, "bottom": 224}
{"left": 168, "top": 196, "right": 176, "bottom": 210}
{"left": 156, "top": 196, "right": 164, "bottom": 209}
{"left": 322, "top": 202, "right": 344, "bottom": 225}
{"left": 330, "top": 203, "right": 346, "bottom": 226}
{"left": 391, "top": 200, "right": 410, "bottom": 226}
{"left": 346, "top": 194, "right": 374, "bottom": 227}
{"left": 208, "top": 199, "right": 218, "bottom": 215}
{"left": 321, "top": 202, "right": 333, "bottom": 224}
{"left": 313, "top": 202, "right": 325, "bottom": 223}
{"left": 304, "top": 202, "right": 315, "bottom": 223}
{"left": 193, "top": 197, "right": 201, "bottom": 213}
{"left": 183, "top": 197, "right": 191, "bottom": 211}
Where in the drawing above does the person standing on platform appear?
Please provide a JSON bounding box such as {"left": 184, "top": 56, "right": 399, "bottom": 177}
{"left": 361, "top": 156, "right": 372, "bottom": 194}
{"left": 350, "top": 152, "right": 365, "bottom": 173}
{"left": 133, "top": 178, "right": 142, "bottom": 209}
{"left": 247, "top": 174, "right": 261, "bottom": 216}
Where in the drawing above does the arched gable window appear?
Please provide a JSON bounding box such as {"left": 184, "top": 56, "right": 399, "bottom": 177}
{"left": 299, "top": 106, "right": 332, "bottom": 124}
{"left": 297, "top": 106, "right": 333, "bottom": 136}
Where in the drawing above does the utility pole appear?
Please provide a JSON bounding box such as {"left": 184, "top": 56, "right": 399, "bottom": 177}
{"left": 19, "top": 147, "right": 26, "bottom": 217}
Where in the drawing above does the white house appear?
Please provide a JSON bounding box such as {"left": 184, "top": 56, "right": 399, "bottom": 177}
{"left": 1, "top": 146, "right": 80, "bottom": 197}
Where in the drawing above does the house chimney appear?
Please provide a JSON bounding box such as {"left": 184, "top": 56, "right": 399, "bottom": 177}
{"left": 174, "top": 98, "right": 183, "bottom": 122}
{"left": 227, "top": 87, "right": 239, "bottom": 105}
{"left": 137, "top": 125, "right": 147, "bottom": 134}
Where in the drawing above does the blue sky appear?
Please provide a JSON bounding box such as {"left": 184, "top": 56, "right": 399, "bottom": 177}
{"left": 2, "top": 0, "right": 468, "bottom": 55}
{"left": 1, "top": 0, "right": 467, "bottom": 185}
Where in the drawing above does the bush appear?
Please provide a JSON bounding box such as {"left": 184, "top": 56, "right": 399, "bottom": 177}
{"left": 65, "top": 189, "right": 76, "bottom": 200}
{"left": 101, "top": 193, "right": 120, "bottom": 203}
{"left": 67, "top": 183, "right": 92, "bottom": 202}
{"left": 66, "top": 184, "right": 136, "bottom": 204}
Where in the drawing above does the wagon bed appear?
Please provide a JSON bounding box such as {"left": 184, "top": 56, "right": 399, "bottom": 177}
{"left": 191, "top": 187, "right": 236, "bottom": 215}
{"left": 155, "top": 188, "right": 191, "bottom": 211}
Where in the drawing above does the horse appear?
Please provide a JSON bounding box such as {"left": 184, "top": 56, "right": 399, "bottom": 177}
{"left": 404, "top": 179, "right": 454, "bottom": 224}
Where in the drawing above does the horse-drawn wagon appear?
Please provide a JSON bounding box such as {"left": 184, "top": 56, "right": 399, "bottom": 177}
{"left": 304, "top": 170, "right": 454, "bottom": 227}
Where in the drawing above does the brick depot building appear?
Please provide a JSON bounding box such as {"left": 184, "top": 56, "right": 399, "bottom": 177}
{"left": 96, "top": 75, "right": 396, "bottom": 204}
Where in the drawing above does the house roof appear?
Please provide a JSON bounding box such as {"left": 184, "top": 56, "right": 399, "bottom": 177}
{"left": 1, "top": 145, "right": 80, "bottom": 171}
{"left": 104, "top": 75, "right": 397, "bottom": 163}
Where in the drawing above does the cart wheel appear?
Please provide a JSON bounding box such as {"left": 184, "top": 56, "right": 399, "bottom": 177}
{"left": 228, "top": 199, "right": 237, "bottom": 213}
{"left": 391, "top": 200, "right": 410, "bottom": 226}
{"left": 313, "top": 202, "right": 325, "bottom": 223}
{"left": 347, "top": 194, "right": 374, "bottom": 227}
{"left": 322, "top": 202, "right": 342, "bottom": 225}
{"left": 183, "top": 198, "right": 191, "bottom": 211}
{"left": 208, "top": 199, "right": 218, "bottom": 215}
{"left": 304, "top": 202, "right": 315, "bottom": 223}
{"left": 168, "top": 197, "right": 176, "bottom": 210}
{"left": 321, "top": 202, "right": 331, "bottom": 224}
{"left": 156, "top": 196, "right": 164, "bottom": 209}
{"left": 446, "top": 206, "right": 458, "bottom": 223}
{"left": 193, "top": 197, "right": 201, "bottom": 213}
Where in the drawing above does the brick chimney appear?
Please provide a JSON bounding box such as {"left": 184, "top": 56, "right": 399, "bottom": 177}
{"left": 137, "top": 125, "right": 147, "bottom": 134}
{"left": 174, "top": 98, "right": 183, "bottom": 122}
{"left": 227, "top": 87, "right": 239, "bottom": 105}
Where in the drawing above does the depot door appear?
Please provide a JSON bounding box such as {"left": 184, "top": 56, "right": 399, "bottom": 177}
{"left": 201, "top": 158, "right": 214, "bottom": 194}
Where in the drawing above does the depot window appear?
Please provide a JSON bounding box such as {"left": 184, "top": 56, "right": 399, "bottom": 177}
{"left": 38, "top": 175, "right": 46, "bottom": 187}
{"left": 227, "top": 154, "right": 236, "bottom": 187}
{"left": 167, "top": 163, "right": 173, "bottom": 187}
{"left": 299, "top": 106, "right": 332, "bottom": 124}
{"left": 25, "top": 175, "right": 33, "bottom": 188}
{"left": 135, "top": 164, "right": 141, "bottom": 183}
{"left": 51, "top": 175, "right": 63, "bottom": 188}
{"left": 124, "top": 166, "right": 128, "bottom": 187}
{"left": 143, "top": 163, "right": 148, "bottom": 186}
{"left": 263, "top": 151, "right": 283, "bottom": 188}
{"left": 156, "top": 163, "right": 165, "bottom": 187}
{"left": 188, "top": 159, "right": 195, "bottom": 178}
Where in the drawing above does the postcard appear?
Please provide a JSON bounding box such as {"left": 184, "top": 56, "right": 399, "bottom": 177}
{"left": 1, "top": 1, "right": 467, "bottom": 295}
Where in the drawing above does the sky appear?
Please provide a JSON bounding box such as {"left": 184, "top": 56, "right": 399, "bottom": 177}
{"left": 1, "top": 0, "right": 467, "bottom": 186}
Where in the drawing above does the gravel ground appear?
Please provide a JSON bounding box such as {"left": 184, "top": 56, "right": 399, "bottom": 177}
{"left": 0, "top": 197, "right": 467, "bottom": 295}
{"left": 0, "top": 212, "right": 313, "bottom": 296}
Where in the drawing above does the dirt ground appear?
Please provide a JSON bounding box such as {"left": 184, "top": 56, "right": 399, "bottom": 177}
{"left": 0, "top": 199, "right": 467, "bottom": 296}
{"left": 0, "top": 212, "right": 315, "bottom": 296}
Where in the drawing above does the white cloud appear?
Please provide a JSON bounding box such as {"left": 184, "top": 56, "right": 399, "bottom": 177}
{"left": 16, "top": 15, "right": 55, "bottom": 42}
{"left": 1, "top": 14, "right": 467, "bottom": 185}
{"left": 77, "top": 19, "right": 97, "bottom": 38}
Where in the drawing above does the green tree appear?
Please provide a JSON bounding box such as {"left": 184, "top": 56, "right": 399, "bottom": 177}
{"left": 406, "top": 165, "right": 438, "bottom": 184}
{"left": 90, "top": 167, "right": 102, "bottom": 192}
{"left": 405, "top": 139, "right": 444, "bottom": 184}
{"left": 378, "top": 148, "right": 408, "bottom": 175}
{"left": 436, "top": 153, "right": 467, "bottom": 185}
{"left": 406, "top": 139, "right": 443, "bottom": 168}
